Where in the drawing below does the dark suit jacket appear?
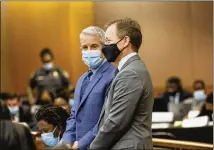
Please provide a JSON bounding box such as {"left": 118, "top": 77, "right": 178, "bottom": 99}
{"left": 90, "top": 55, "right": 154, "bottom": 150}
{"left": 13, "top": 106, "right": 36, "bottom": 130}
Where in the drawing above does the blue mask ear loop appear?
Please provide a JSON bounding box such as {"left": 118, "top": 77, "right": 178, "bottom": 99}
{"left": 53, "top": 126, "right": 61, "bottom": 141}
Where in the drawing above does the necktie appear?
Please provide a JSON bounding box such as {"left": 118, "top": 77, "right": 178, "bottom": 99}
{"left": 80, "top": 70, "right": 93, "bottom": 101}
{"left": 114, "top": 68, "right": 119, "bottom": 77}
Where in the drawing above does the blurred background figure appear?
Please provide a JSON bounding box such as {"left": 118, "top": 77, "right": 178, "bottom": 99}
{"left": 28, "top": 48, "right": 71, "bottom": 105}
{"left": 192, "top": 80, "right": 207, "bottom": 109}
{"left": 4, "top": 93, "right": 36, "bottom": 130}
{"left": 198, "top": 92, "right": 213, "bottom": 121}
{"left": 159, "top": 76, "right": 192, "bottom": 105}
{"left": 0, "top": 100, "right": 37, "bottom": 150}
{"left": 35, "top": 104, "right": 70, "bottom": 147}
{"left": 54, "top": 93, "right": 71, "bottom": 114}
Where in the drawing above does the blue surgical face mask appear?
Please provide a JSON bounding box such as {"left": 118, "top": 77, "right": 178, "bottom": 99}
{"left": 82, "top": 50, "right": 103, "bottom": 69}
{"left": 41, "top": 127, "right": 59, "bottom": 147}
{"left": 69, "top": 98, "right": 75, "bottom": 107}
{"left": 43, "top": 62, "right": 54, "bottom": 70}
{"left": 8, "top": 106, "right": 19, "bottom": 115}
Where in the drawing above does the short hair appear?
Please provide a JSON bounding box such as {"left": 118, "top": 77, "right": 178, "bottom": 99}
{"left": 193, "top": 80, "right": 205, "bottom": 89}
{"left": 0, "top": 92, "right": 11, "bottom": 101}
{"left": 167, "top": 76, "right": 183, "bottom": 91}
{"left": 80, "top": 26, "right": 105, "bottom": 45}
{"left": 0, "top": 100, "right": 11, "bottom": 120}
{"left": 40, "top": 48, "right": 54, "bottom": 59}
{"left": 104, "top": 18, "right": 142, "bottom": 51}
{"left": 35, "top": 104, "right": 69, "bottom": 132}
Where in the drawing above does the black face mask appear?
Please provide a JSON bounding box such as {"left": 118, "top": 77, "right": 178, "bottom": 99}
{"left": 102, "top": 38, "right": 125, "bottom": 62}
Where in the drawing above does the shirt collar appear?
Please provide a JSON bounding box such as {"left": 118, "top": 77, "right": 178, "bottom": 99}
{"left": 90, "top": 59, "right": 107, "bottom": 75}
{"left": 118, "top": 52, "right": 137, "bottom": 71}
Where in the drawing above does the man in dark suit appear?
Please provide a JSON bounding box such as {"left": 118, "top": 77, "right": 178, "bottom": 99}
{"left": 61, "top": 26, "right": 115, "bottom": 150}
{"left": 90, "top": 18, "right": 154, "bottom": 150}
{"left": 4, "top": 93, "right": 35, "bottom": 129}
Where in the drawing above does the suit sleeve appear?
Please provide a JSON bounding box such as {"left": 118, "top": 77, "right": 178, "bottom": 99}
{"left": 62, "top": 100, "right": 77, "bottom": 144}
{"left": 90, "top": 70, "right": 143, "bottom": 149}
{"left": 78, "top": 123, "right": 98, "bottom": 150}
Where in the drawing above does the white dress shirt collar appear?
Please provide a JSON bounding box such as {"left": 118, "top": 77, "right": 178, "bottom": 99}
{"left": 118, "top": 52, "right": 137, "bottom": 71}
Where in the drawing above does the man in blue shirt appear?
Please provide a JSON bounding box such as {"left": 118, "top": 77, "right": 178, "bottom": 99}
{"left": 62, "top": 26, "right": 115, "bottom": 149}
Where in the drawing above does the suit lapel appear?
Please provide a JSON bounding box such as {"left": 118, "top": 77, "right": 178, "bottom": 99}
{"left": 120, "top": 55, "right": 140, "bottom": 71}
{"left": 75, "top": 73, "right": 87, "bottom": 113}
{"left": 97, "top": 55, "right": 140, "bottom": 127}
{"left": 76, "top": 61, "right": 111, "bottom": 113}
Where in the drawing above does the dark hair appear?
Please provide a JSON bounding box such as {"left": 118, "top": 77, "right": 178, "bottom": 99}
{"left": 35, "top": 104, "right": 69, "bottom": 133}
{"left": 105, "top": 18, "right": 142, "bottom": 51}
{"left": 167, "top": 76, "right": 183, "bottom": 92}
{"left": 0, "top": 92, "right": 11, "bottom": 101}
{"left": 0, "top": 120, "right": 36, "bottom": 150}
{"left": 56, "top": 89, "right": 69, "bottom": 103}
{"left": 0, "top": 100, "right": 11, "bottom": 120}
{"left": 7, "top": 93, "right": 20, "bottom": 102}
{"left": 40, "top": 48, "right": 54, "bottom": 59}
{"left": 193, "top": 80, "right": 205, "bottom": 90}
{"left": 206, "top": 92, "right": 213, "bottom": 104}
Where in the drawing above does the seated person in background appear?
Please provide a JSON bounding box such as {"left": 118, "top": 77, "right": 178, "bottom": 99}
{"left": 35, "top": 104, "right": 70, "bottom": 147}
{"left": 192, "top": 80, "right": 207, "bottom": 109}
{"left": 39, "top": 90, "right": 54, "bottom": 105}
{"left": 198, "top": 92, "right": 213, "bottom": 121}
{"left": 5, "top": 93, "right": 35, "bottom": 129}
{"left": 159, "top": 76, "right": 192, "bottom": 105}
{"left": 54, "top": 95, "right": 71, "bottom": 114}
{"left": 0, "top": 100, "right": 37, "bottom": 150}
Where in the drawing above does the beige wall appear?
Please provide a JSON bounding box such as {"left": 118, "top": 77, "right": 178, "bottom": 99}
{"left": 94, "top": 1, "right": 213, "bottom": 90}
{"left": 1, "top": 2, "right": 93, "bottom": 93}
{"left": 1, "top": 1, "right": 213, "bottom": 94}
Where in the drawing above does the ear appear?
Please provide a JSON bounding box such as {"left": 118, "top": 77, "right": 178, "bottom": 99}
{"left": 123, "top": 36, "right": 131, "bottom": 48}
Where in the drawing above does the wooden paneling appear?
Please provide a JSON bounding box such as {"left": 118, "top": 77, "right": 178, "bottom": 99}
{"left": 1, "top": 2, "right": 93, "bottom": 93}
{"left": 94, "top": 1, "right": 213, "bottom": 88}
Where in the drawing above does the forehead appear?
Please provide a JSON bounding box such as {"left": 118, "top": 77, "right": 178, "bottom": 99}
{"left": 105, "top": 23, "right": 118, "bottom": 40}
{"left": 6, "top": 99, "right": 18, "bottom": 104}
{"left": 54, "top": 98, "right": 67, "bottom": 105}
{"left": 80, "top": 34, "right": 101, "bottom": 46}
{"left": 38, "top": 120, "right": 54, "bottom": 129}
{"left": 195, "top": 82, "right": 203, "bottom": 87}
{"left": 167, "top": 83, "right": 177, "bottom": 88}
{"left": 42, "top": 55, "right": 52, "bottom": 60}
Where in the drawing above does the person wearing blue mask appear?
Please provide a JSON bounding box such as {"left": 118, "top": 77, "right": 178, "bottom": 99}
{"left": 35, "top": 104, "right": 70, "bottom": 147}
{"left": 28, "top": 48, "right": 71, "bottom": 105}
{"left": 5, "top": 93, "right": 35, "bottom": 129}
{"left": 61, "top": 26, "right": 116, "bottom": 150}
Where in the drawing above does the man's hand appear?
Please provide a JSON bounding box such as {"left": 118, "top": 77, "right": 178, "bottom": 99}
{"left": 71, "top": 141, "right": 79, "bottom": 150}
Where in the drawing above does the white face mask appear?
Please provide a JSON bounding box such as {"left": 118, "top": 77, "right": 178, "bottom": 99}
{"left": 193, "top": 90, "right": 207, "bottom": 102}
{"left": 43, "top": 62, "right": 54, "bottom": 70}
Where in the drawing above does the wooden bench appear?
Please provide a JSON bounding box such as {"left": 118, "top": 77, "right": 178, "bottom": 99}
{"left": 153, "top": 138, "right": 213, "bottom": 149}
